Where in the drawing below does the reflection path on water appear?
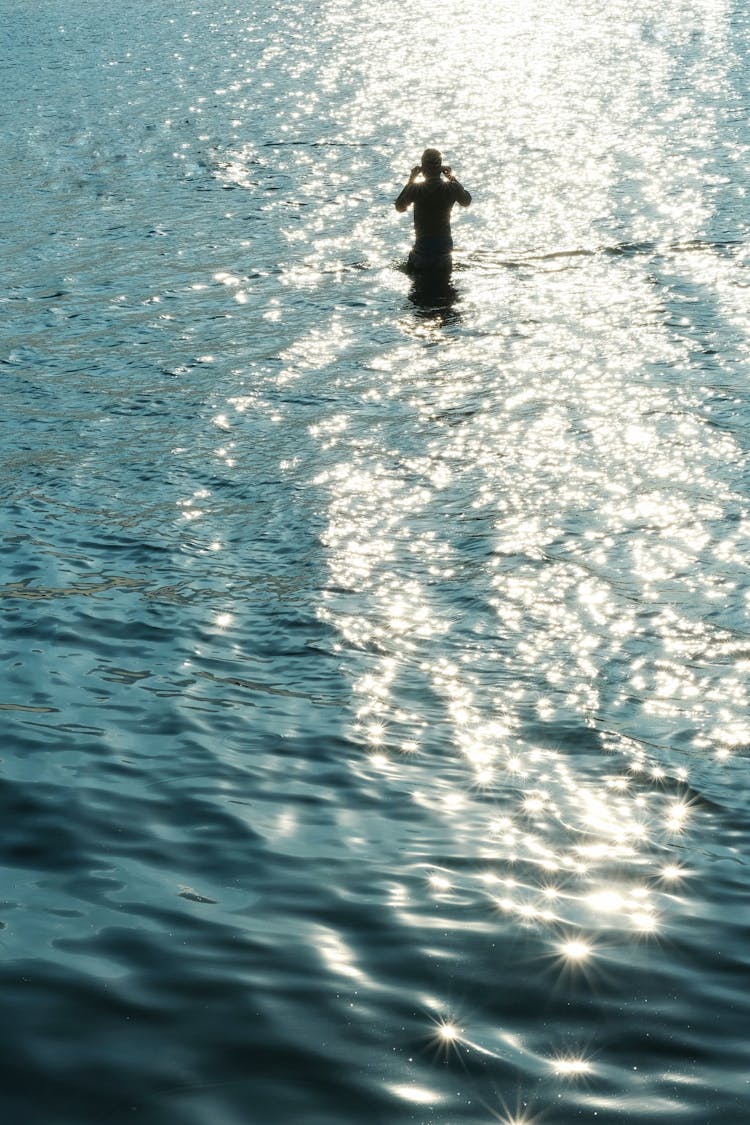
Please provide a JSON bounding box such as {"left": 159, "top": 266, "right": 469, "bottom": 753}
{"left": 239, "top": 1, "right": 750, "bottom": 1115}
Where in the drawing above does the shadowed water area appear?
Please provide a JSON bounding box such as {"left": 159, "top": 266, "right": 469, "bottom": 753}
{"left": 3, "top": 1, "right": 750, "bottom": 1122}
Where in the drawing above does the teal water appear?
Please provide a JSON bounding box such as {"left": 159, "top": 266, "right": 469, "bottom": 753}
{"left": 3, "top": 1, "right": 750, "bottom": 1122}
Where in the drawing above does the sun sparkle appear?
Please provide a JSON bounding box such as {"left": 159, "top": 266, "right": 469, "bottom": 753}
{"left": 551, "top": 1055, "right": 593, "bottom": 1076}
{"left": 437, "top": 1021, "right": 460, "bottom": 1042}
{"left": 558, "top": 939, "right": 592, "bottom": 962}
{"left": 429, "top": 873, "right": 452, "bottom": 891}
{"left": 631, "top": 910, "right": 660, "bottom": 933}
{"left": 666, "top": 801, "right": 690, "bottom": 830}
{"left": 660, "top": 863, "right": 687, "bottom": 882}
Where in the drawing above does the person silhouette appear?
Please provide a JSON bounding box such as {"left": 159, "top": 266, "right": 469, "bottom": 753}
{"left": 395, "top": 148, "right": 471, "bottom": 272}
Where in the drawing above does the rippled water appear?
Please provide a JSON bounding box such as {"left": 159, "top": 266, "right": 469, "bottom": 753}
{"left": 3, "top": 1, "right": 750, "bottom": 1122}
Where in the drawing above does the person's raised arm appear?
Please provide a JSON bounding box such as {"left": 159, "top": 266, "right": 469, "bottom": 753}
{"left": 443, "top": 166, "right": 471, "bottom": 207}
{"left": 395, "top": 165, "right": 421, "bottom": 211}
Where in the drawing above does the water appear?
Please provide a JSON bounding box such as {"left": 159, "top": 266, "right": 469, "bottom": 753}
{"left": 3, "top": 1, "right": 750, "bottom": 1121}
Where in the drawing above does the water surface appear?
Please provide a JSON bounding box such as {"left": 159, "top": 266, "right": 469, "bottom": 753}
{"left": 3, "top": 1, "right": 750, "bottom": 1122}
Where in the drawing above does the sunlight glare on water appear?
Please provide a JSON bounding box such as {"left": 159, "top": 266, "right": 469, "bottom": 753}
{"left": 3, "top": 0, "right": 750, "bottom": 1122}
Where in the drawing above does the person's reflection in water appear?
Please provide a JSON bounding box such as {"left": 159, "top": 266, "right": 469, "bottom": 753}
{"left": 395, "top": 147, "right": 470, "bottom": 321}
{"left": 408, "top": 269, "right": 460, "bottom": 323}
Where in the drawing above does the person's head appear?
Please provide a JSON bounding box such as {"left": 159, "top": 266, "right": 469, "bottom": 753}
{"left": 421, "top": 148, "right": 443, "bottom": 176}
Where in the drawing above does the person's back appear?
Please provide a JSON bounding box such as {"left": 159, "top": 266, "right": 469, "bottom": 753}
{"left": 409, "top": 177, "right": 470, "bottom": 239}
{"left": 395, "top": 147, "right": 471, "bottom": 271}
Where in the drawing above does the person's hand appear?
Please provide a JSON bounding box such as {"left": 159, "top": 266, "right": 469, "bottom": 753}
{"left": 410, "top": 164, "right": 421, "bottom": 181}
{"left": 442, "top": 166, "right": 454, "bottom": 180}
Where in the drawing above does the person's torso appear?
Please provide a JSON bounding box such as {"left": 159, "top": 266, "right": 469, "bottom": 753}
{"left": 411, "top": 179, "right": 457, "bottom": 238}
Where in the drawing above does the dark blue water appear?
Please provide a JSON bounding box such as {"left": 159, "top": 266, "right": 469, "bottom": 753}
{"left": 3, "top": 1, "right": 750, "bottom": 1121}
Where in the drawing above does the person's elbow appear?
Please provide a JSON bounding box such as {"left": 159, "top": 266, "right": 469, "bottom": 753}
{"left": 460, "top": 191, "right": 472, "bottom": 207}
{"left": 394, "top": 199, "right": 408, "bottom": 212}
